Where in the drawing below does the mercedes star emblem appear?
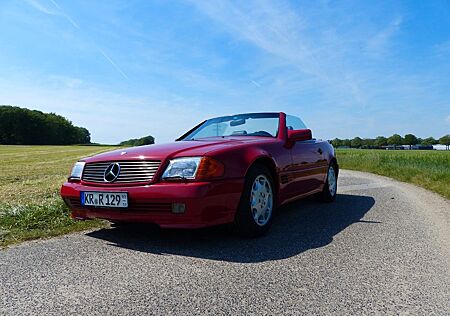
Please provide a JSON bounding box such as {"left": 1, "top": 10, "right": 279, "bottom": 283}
{"left": 104, "top": 163, "right": 121, "bottom": 182}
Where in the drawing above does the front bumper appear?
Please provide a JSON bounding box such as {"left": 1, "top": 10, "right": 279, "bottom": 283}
{"left": 60, "top": 179, "right": 244, "bottom": 228}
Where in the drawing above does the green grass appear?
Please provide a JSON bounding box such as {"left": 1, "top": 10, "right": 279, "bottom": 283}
{"left": 337, "top": 149, "right": 450, "bottom": 199}
{"left": 0, "top": 145, "right": 117, "bottom": 247}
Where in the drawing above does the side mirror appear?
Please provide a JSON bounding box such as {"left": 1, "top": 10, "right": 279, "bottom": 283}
{"left": 287, "top": 129, "right": 312, "bottom": 142}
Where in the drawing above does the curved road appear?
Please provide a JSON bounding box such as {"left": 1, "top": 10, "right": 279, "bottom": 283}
{"left": 1, "top": 170, "right": 449, "bottom": 315}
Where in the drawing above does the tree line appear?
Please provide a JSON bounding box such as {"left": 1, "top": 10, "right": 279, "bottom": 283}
{"left": 331, "top": 134, "right": 450, "bottom": 149}
{"left": 0, "top": 105, "right": 90, "bottom": 145}
{"left": 119, "top": 135, "right": 155, "bottom": 146}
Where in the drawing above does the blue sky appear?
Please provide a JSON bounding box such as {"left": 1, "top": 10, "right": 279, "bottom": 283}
{"left": 0, "top": 0, "right": 449, "bottom": 144}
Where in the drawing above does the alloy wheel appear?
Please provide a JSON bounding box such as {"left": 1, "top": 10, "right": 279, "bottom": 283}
{"left": 328, "top": 166, "right": 337, "bottom": 196}
{"left": 250, "top": 174, "right": 273, "bottom": 226}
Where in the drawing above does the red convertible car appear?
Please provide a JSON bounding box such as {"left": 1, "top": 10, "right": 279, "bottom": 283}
{"left": 61, "top": 112, "right": 338, "bottom": 237}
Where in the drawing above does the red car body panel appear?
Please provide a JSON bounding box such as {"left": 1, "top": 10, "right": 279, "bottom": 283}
{"left": 60, "top": 112, "right": 337, "bottom": 228}
{"left": 61, "top": 180, "right": 243, "bottom": 228}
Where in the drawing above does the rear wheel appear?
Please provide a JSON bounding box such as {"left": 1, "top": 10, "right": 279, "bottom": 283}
{"left": 234, "top": 165, "right": 275, "bottom": 237}
{"left": 320, "top": 163, "right": 338, "bottom": 202}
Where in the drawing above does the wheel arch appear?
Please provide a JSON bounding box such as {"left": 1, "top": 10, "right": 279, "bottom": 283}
{"left": 246, "top": 156, "right": 280, "bottom": 203}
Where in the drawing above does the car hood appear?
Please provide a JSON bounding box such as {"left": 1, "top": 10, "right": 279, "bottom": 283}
{"left": 83, "top": 137, "right": 272, "bottom": 162}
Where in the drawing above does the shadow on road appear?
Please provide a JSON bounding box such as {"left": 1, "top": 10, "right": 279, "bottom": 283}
{"left": 86, "top": 194, "right": 376, "bottom": 263}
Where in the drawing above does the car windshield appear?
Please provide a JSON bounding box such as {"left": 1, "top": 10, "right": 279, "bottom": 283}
{"left": 181, "top": 113, "right": 280, "bottom": 140}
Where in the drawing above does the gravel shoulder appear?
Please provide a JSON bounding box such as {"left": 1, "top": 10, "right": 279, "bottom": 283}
{"left": 1, "top": 170, "right": 449, "bottom": 315}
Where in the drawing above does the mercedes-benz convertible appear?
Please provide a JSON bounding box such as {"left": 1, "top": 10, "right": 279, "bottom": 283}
{"left": 61, "top": 112, "right": 338, "bottom": 237}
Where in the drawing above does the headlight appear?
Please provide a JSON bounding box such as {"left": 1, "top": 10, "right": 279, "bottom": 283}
{"left": 69, "top": 161, "right": 85, "bottom": 180}
{"left": 162, "top": 157, "right": 224, "bottom": 180}
{"left": 162, "top": 157, "right": 201, "bottom": 179}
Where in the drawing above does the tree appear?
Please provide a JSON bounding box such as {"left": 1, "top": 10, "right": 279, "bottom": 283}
{"left": 403, "top": 134, "right": 418, "bottom": 149}
{"left": 342, "top": 139, "right": 351, "bottom": 147}
{"left": 361, "top": 138, "right": 375, "bottom": 148}
{"left": 75, "top": 127, "right": 91, "bottom": 144}
{"left": 0, "top": 105, "right": 90, "bottom": 145}
{"left": 387, "top": 134, "right": 403, "bottom": 146}
{"left": 439, "top": 134, "right": 450, "bottom": 150}
{"left": 421, "top": 137, "right": 437, "bottom": 146}
{"left": 351, "top": 137, "right": 362, "bottom": 148}
{"left": 374, "top": 136, "right": 388, "bottom": 147}
{"left": 331, "top": 138, "right": 342, "bottom": 147}
{"left": 119, "top": 135, "right": 155, "bottom": 147}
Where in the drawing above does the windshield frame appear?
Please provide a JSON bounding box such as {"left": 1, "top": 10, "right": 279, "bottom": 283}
{"left": 178, "top": 112, "right": 281, "bottom": 141}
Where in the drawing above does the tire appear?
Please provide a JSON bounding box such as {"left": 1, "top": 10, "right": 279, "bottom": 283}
{"left": 234, "top": 165, "right": 275, "bottom": 238}
{"left": 320, "top": 163, "right": 338, "bottom": 202}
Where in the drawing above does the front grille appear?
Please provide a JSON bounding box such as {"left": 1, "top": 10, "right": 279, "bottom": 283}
{"left": 82, "top": 160, "right": 161, "bottom": 184}
{"left": 67, "top": 198, "right": 172, "bottom": 213}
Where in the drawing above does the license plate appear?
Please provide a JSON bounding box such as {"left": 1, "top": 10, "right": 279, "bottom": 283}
{"left": 81, "top": 192, "right": 128, "bottom": 208}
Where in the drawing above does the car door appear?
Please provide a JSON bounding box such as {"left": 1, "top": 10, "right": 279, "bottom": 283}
{"left": 288, "top": 140, "right": 325, "bottom": 197}
{"left": 284, "top": 115, "right": 327, "bottom": 199}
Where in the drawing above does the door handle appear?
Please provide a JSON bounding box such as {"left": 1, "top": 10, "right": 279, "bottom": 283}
{"left": 317, "top": 148, "right": 323, "bottom": 155}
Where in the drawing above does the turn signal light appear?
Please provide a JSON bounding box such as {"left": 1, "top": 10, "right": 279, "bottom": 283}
{"left": 196, "top": 157, "right": 225, "bottom": 180}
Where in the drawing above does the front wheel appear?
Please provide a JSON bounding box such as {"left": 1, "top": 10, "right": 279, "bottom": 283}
{"left": 320, "top": 163, "right": 338, "bottom": 202}
{"left": 234, "top": 165, "right": 275, "bottom": 238}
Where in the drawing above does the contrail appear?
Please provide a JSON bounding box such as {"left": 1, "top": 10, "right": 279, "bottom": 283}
{"left": 251, "top": 80, "right": 261, "bottom": 87}
{"left": 51, "top": 0, "right": 128, "bottom": 79}
{"left": 48, "top": 0, "right": 61, "bottom": 9}
{"left": 49, "top": 0, "right": 80, "bottom": 29}
{"left": 98, "top": 48, "right": 129, "bottom": 80}
{"left": 30, "top": 0, "right": 127, "bottom": 79}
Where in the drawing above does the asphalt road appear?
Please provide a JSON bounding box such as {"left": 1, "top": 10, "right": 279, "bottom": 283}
{"left": 1, "top": 170, "right": 449, "bottom": 315}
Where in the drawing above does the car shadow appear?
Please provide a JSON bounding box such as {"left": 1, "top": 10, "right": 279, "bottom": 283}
{"left": 86, "top": 194, "right": 376, "bottom": 263}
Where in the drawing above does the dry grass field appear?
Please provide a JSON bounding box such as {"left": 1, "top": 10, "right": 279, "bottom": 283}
{"left": 0, "top": 145, "right": 117, "bottom": 246}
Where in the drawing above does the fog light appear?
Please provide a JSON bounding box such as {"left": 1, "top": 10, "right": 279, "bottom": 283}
{"left": 172, "top": 203, "right": 186, "bottom": 214}
{"left": 63, "top": 198, "right": 72, "bottom": 208}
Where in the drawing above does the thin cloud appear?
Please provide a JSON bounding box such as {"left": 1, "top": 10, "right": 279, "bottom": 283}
{"left": 49, "top": 0, "right": 80, "bottom": 29}
{"left": 48, "top": 0, "right": 61, "bottom": 10}
{"left": 188, "top": 0, "right": 367, "bottom": 105}
{"left": 26, "top": 0, "right": 57, "bottom": 15}
{"left": 366, "top": 16, "right": 403, "bottom": 57}
{"left": 26, "top": 0, "right": 129, "bottom": 80}
{"left": 188, "top": 1, "right": 410, "bottom": 112}
{"left": 26, "top": 0, "right": 79, "bottom": 29}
